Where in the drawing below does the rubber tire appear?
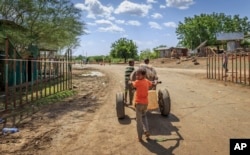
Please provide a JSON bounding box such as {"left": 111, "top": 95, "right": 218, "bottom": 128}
{"left": 116, "top": 92, "right": 125, "bottom": 119}
{"left": 158, "top": 89, "right": 171, "bottom": 116}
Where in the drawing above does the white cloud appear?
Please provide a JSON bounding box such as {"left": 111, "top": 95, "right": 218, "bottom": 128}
{"left": 74, "top": 0, "right": 114, "bottom": 19}
{"left": 87, "top": 22, "right": 97, "bottom": 26}
{"left": 166, "top": 0, "right": 194, "bottom": 10}
{"left": 93, "top": 19, "right": 125, "bottom": 33}
{"left": 160, "top": 5, "right": 166, "bottom": 8}
{"left": 84, "top": 29, "right": 91, "bottom": 34}
{"left": 115, "top": 20, "right": 141, "bottom": 26}
{"left": 148, "top": 22, "right": 162, "bottom": 29}
{"left": 151, "top": 13, "right": 163, "bottom": 19}
{"left": 74, "top": 3, "right": 87, "bottom": 10}
{"left": 95, "top": 19, "right": 113, "bottom": 25}
{"left": 163, "top": 22, "right": 177, "bottom": 28}
{"left": 147, "top": 0, "right": 157, "bottom": 3}
{"left": 107, "top": 16, "right": 115, "bottom": 21}
{"left": 114, "top": 1, "right": 152, "bottom": 16}
{"left": 127, "top": 20, "right": 141, "bottom": 26}
{"left": 115, "top": 20, "right": 125, "bottom": 24}
{"left": 98, "top": 25, "right": 124, "bottom": 33}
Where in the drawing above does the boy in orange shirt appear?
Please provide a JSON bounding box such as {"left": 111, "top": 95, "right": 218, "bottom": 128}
{"left": 130, "top": 67, "right": 155, "bottom": 142}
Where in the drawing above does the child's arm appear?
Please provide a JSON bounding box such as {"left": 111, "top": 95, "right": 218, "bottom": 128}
{"left": 128, "top": 80, "right": 135, "bottom": 87}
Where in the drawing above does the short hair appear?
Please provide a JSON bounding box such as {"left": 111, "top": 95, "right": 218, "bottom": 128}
{"left": 136, "top": 67, "right": 146, "bottom": 76}
{"left": 128, "top": 59, "right": 134, "bottom": 63}
{"left": 144, "top": 58, "right": 149, "bottom": 64}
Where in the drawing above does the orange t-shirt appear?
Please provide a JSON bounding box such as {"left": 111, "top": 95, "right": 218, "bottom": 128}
{"left": 132, "top": 79, "right": 152, "bottom": 104}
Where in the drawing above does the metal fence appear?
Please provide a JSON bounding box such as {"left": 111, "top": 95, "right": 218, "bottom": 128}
{"left": 207, "top": 52, "right": 250, "bottom": 86}
{"left": 0, "top": 38, "right": 73, "bottom": 128}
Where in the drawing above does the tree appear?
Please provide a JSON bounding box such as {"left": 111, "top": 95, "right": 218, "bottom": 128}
{"left": 140, "top": 48, "right": 152, "bottom": 60}
{"left": 176, "top": 13, "right": 250, "bottom": 49}
{"left": 110, "top": 38, "right": 138, "bottom": 63}
{"left": 0, "top": 0, "right": 85, "bottom": 52}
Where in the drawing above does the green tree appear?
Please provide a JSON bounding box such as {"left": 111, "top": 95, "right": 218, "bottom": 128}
{"left": 0, "top": 0, "right": 85, "bottom": 52}
{"left": 110, "top": 38, "right": 138, "bottom": 63}
{"left": 176, "top": 13, "right": 250, "bottom": 49}
{"left": 140, "top": 48, "right": 152, "bottom": 60}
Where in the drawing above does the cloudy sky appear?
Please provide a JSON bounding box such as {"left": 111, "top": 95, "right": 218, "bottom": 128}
{"left": 71, "top": 0, "right": 250, "bottom": 56}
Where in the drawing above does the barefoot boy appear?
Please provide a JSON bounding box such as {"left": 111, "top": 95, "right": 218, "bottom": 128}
{"left": 124, "top": 60, "right": 135, "bottom": 105}
{"left": 130, "top": 67, "right": 155, "bottom": 141}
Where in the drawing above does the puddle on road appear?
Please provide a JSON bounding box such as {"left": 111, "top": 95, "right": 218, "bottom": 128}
{"left": 81, "top": 71, "right": 104, "bottom": 77}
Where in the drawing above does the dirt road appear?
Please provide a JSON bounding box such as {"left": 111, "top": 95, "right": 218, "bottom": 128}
{"left": 1, "top": 63, "right": 250, "bottom": 155}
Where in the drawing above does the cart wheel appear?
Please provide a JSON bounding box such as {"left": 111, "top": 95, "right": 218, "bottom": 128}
{"left": 116, "top": 92, "right": 125, "bottom": 119}
{"left": 158, "top": 89, "right": 171, "bottom": 116}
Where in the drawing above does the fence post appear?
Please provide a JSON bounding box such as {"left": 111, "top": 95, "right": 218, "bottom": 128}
{"left": 211, "top": 55, "right": 214, "bottom": 79}
{"left": 240, "top": 53, "right": 242, "bottom": 83}
{"left": 13, "top": 43, "right": 16, "bottom": 109}
{"left": 59, "top": 58, "right": 62, "bottom": 91}
{"left": 49, "top": 58, "right": 51, "bottom": 95}
{"left": 25, "top": 59, "right": 28, "bottom": 104}
{"left": 5, "top": 38, "right": 9, "bottom": 110}
{"left": 207, "top": 54, "right": 210, "bottom": 79}
{"left": 214, "top": 54, "right": 218, "bottom": 79}
{"left": 218, "top": 54, "right": 220, "bottom": 80}
{"left": 56, "top": 58, "right": 60, "bottom": 92}
{"left": 66, "top": 51, "right": 68, "bottom": 90}
{"left": 70, "top": 49, "right": 73, "bottom": 90}
{"left": 236, "top": 54, "right": 238, "bottom": 83}
{"left": 248, "top": 53, "right": 250, "bottom": 86}
{"left": 31, "top": 59, "right": 34, "bottom": 102}
{"left": 19, "top": 60, "right": 22, "bottom": 105}
{"left": 36, "top": 59, "right": 39, "bottom": 100}
{"left": 249, "top": 53, "right": 250, "bottom": 86}
{"left": 232, "top": 54, "right": 234, "bottom": 83}
{"left": 244, "top": 54, "right": 246, "bottom": 85}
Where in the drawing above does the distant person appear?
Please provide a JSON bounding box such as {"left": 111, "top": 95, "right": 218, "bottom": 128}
{"left": 86, "top": 58, "right": 89, "bottom": 64}
{"left": 140, "top": 59, "right": 158, "bottom": 89}
{"left": 124, "top": 60, "right": 135, "bottom": 105}
{"left": 144, "top": 58, "right": 150, "bottom": 65}
{"left": 223, "top": 52, "right": 228, "bottom": 73}
{"left": 129, "top": 67, "right": 156, "bottom": 142}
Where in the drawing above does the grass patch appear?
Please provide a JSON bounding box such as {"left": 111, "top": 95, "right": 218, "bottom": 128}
{"left": 34, "top": 90, "right": 76, "bottom": 107}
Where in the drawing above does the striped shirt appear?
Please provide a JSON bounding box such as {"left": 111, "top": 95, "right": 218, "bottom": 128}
{"left": 125, "top": 66, "right": 134, "bottom": 81}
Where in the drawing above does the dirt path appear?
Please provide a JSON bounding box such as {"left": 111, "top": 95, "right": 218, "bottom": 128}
{"left": 1, "top": 63, "right": 250, "bottom": 155}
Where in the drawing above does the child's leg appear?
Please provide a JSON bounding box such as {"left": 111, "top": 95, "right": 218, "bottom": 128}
{"left": 142, "top": 109, "right": 149, "bottom": 132}
{"left": 128, "top": 85, "right": 134, "bottom": 105}
{"left": 142, "top": 105, "right": 149, "bottom": 135}
{"left": 124, "top": 81, "right": 128, "bottom": 103}
{"left": 124, "top": 90, "right": 127, "bottom": 103}
{"left": 136, "top": 104, "right": 144, "bottom": 139}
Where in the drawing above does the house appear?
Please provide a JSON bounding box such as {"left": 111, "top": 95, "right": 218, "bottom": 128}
{"left": 0, "top": 39, "right": 40, "bottom": 91}
{"left": 0, "top": 20, "right": 39, "bottom": 90}
{"left": 216, "top": 32, "right": 244, "bottom": 51}
{"left": 155, "top": 47, "right": 188, "bottom": 58}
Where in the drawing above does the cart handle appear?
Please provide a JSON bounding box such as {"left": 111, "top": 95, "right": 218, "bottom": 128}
{"left": 152, "top": 80, "right": 162, "bottom": 84}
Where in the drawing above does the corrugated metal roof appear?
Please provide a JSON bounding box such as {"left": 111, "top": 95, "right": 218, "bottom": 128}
{"left": 155, "top": 47, "right": 187, "bottom": 51}
{"left": 216, "top": 32, "right": 244, "bottom": 40}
